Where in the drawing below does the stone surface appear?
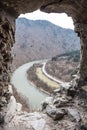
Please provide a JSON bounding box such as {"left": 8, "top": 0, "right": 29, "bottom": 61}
{"left": 67, "top": 108, "right": 81, "bottom": 122}
{"left": 60, "top": 83, "right": 76, "bottom": 97}
{"left": 8, "top": 85, "right": 13, "bottom": 95}
{"left": 0, "top": 0, "right": 87, "bottom": 130}
{"left": 53, "top": 88, "right": 61, "bottom": 95}
{"left": 0, "top": 0, "right": 87, "bottom": 106}
{"left": 41, "top": 96, "right": 53, "bottom": 110}
{"left": 53, "top": 95, "right": 69, "bottom": 108}
{"left": 4, "top": 109, "right": 51, "bottom": 130}
{"left": 46, "top": 105, "right": 65, "bottom": 120}
{"left": 0, "top": 113, "right": 4, "bottom": 124}
{"left": 0, "top": 10, "right": 15, "bottom": 122}
{"left": 1, "top": 1, "right": 87, "bottom": 88}
{"left": 30, "top": 118, "right": 46, "bottom": 130}
{"left": 16, "top": 103, "right": 22, "bottom": 112}
{"left": 5, "top": 96, "right": 17, "bottom": 123}
{"left": 61, "top": 83, "right": 72, "bottom": 91}
{"left": 1, "top": 1, "right": 87, "bottom": 23}
{"left": 3, "top": 90, "right": 87, "bottom": 130}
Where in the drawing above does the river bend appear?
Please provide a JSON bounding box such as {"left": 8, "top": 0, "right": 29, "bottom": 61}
{"left": 11, "top": 60, "right": 48, "bottom": 110}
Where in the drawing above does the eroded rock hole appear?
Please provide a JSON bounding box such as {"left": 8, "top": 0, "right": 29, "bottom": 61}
{"left": 11, "top": 11, "right": 80, "bottom": 111}
{"left": 0, "top": 1, "right": 87, "bottom": 129}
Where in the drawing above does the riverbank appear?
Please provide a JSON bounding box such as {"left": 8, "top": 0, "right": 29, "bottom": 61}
{"left": 29, "top": 80, "right": 50, "bottom": 96}
{"left": 10, "top": 60, "right": 87, "bottom": 130}
{"left": 27, "top": 63, "right": 59, "bottom": 94}
{"left": 12, "top": 85, "right": 30, "bottom": 112}
{"left": 11, "top": 60, "right": 48, "bottom": 110}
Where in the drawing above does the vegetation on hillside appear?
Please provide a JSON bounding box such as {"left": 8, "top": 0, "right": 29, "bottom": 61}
{"left": 45, "top": 50, "right": 80, "bottom": 82}
{"left": 52, "top": 50, "right": 80, "bottom": 62}
{"left": 12, "top": 18, "right": 80, "bottom": 70}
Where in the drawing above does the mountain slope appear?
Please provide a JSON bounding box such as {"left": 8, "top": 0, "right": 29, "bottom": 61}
{"left": 12, "top": 18, "right": 80, "bottom": 69}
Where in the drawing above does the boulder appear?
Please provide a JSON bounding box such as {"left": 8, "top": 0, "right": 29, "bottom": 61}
{"left": 52, "top": 88, "right": 61, "bottom": 95}
{"left": 61, "top": 83, "right": 76, "bottom": 97}
{"left": 16, "top": 103, "right": 22, "bottom": 112}
{"left": 5, "top": 96, "right": 17, "bottom": 123}
{"left": 30, "top": 118, "right": 46, "bottom": 130}
{"left": 6, "top": 112, "right": 48, "bottom": 130}
{"left": 61, "top": 83, "right": 72, "bottom": 91}
{"left": 67, "top": 108, "right": 81, "bottom": 122}
{"left": 8, "top": 85, "right": 13, "bottom": 95}
{"left": 53, "top": 95, "right": 69, "bottom": 108}
{"left": 46, "top": 105, "right": 65, "bottom": 120}
{"left": 41, "top": 96, "right": 53, "bottom": 110}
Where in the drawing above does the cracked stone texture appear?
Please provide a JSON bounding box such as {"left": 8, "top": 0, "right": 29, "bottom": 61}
{"left": 0, "top": 0, "right": 87, "bottom": 130}
{"left": 41, "top": 86, "right": 87, "bottom": 130}
{"left": 0, "top": 0, "right": 87, "bottom": 102}
{"left": 0, "top": 0, "right": 87, "bottom": 20}
{"left": 4, "top": 85, "right": 86, "bottom": 130}
{"left": 0, "top": 10, "right": 15, "bottom": 121}
{"left": 0, "top": 0, "right": 87, "bottom": 85}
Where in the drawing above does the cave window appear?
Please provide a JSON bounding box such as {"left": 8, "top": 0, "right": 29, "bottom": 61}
{"left": 11, "top": 10, "right": 80, "bottom": 110}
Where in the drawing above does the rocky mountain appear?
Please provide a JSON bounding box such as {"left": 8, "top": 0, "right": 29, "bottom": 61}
{"left": 12, "top": 18, "right": 80, "bottom": 69}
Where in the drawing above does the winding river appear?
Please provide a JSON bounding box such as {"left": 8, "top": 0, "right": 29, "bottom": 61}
{"left": 11, "top": 60, "right": 48, "bottom": 110}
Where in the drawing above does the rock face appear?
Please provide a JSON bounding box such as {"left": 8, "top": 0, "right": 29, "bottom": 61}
{"left": 41, "top": 84, "right": 87, "bottom": 130}
{"left": 67, "top": 108, "right": 81, "bottom": 122}
{"left": 1, "top": 84, "right": 86, "bottom": 130}
{"left": 46, "top": 105, "right": 65, "bottom": 120}
{"left": 75, "top": 23, "right": 87, "bottom": 86}
{"left": 0, "top": 0, "right": 87, "bottom": 89}
{"left": 0, "top": 10, "right": 15, "bottom": 122}
{"left": 4, "top": 94, "right": 61, "bottom": 130}
{"left": 0, "top": 0, "right": 87, "bottom": 130}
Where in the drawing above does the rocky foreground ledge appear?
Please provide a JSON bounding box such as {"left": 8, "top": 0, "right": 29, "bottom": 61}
{"left": 3, "top": 82, "right": 87, "bottom": 130}
{"left": 4, "top": 96, "right": 52, "bottom": 130}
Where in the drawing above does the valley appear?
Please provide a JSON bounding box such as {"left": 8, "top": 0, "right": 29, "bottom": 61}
{"left": 11, "top": 18, "right": 80, "bottom": 109}
{"left": 12, "top": 18, "right": 80, "bottom": 70}
{"left": 1, "top": 1, "right": 87, "bottom": 129}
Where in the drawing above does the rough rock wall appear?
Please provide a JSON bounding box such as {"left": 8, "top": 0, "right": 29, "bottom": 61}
{"left": 0, "top": 1, "right": 87, "bottom": 86}
{"left": 0, "top": 0, "right": 87, "bottom": 127}
{"left": 0, "top": 10, "right": 15, "bottom": 123}
{"left": 75, "top": 23, "right": 87, "bottom": 85}
{"left": 1, "top": 0, "right": 87, "bottom": 21}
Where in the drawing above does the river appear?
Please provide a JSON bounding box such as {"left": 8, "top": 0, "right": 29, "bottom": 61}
{"left": 11, "top": 60, "right": 48, "bottom": 110}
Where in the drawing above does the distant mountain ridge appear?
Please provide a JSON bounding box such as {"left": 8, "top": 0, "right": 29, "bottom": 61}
{"left": 12, "top": 18, "right": 80, "bottom": 69}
